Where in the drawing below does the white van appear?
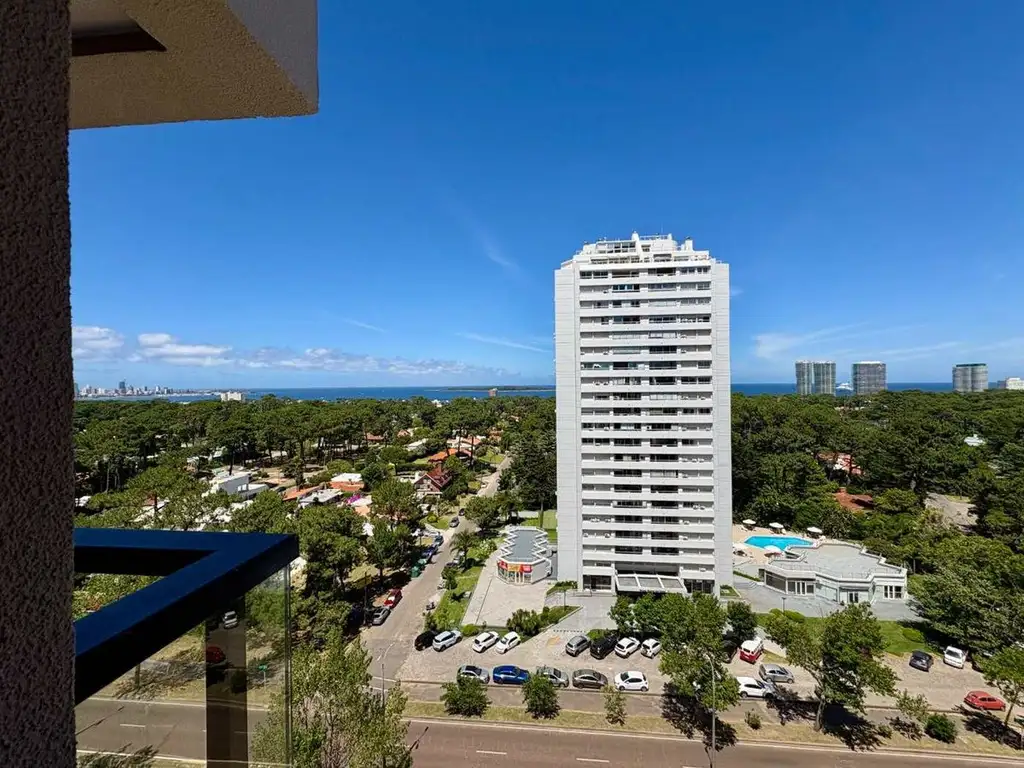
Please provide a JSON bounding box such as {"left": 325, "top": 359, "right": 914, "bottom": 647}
{"left": 944, "top": 646, "right": 966, "bottom": 669}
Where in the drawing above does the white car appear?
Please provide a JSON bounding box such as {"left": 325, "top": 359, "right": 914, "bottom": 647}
{"left": 614, "top": 637, "right": 641, "bottom": 658}
{"left": 432, "top": 629, "right": 463, "bottom": 652}
{"left": 640, "top": 638, "right": 662, "bottom": 658}
{"left": 221, "top": 611, "right": 239, "bottom": 630}
{"left": 495, "top": 632, "right": 521, "bottom": 654}
{"left": 615, "top": 671, "right": 649, "bottom": 692}
{"left": 944, "top": 646, "right": 966, "bottom": 669}
{"left": 473, "top": 631, "right": 500, "bottom": 653}
{"left": 736, "top": 676, "right": 776, "bottom": 700}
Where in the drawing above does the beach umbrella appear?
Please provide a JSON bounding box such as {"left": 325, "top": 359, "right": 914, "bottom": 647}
{"left": 769, "top": 522, "right": 784, "bottom": 531}
{"left": 806, "top": 526, "right": 823, "bottom": 535}
{"left": 742, "top": 518, "right": 756, "bottom": 526}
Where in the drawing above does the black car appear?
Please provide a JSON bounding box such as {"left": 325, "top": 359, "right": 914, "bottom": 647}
{"left": 589, "top": 633, "right": 618, "bottom": 660}
{"left": 909, "top": 650, "right": 934, "bottom": 672}
{"left": 415, "top": 630, "right": 437, "bottom": 651}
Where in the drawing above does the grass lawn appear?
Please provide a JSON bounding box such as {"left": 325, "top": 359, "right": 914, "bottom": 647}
{"left": 540, "top": 509, "right": 557, "bottom": 529}
{"left": 480, "top": 449, "right": 505, "bottom": 465}
{"left": 757, "top": 613, "right": 930, "bottom": 656}
{"left": 433, "top": 564, "right": 483, "bottom": 628}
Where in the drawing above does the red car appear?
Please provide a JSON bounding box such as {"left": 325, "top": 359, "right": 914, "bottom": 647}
{"left": 964, "top": 690, "right": 1006, "bottom": 711}
{"left": 384, "top": 588, "right": 403, "bottom": 608}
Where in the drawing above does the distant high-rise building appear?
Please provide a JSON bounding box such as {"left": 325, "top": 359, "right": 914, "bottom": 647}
{"left": 852, "top": 361, "right": 887, "bottom": 395}
{"left": 795, "top": 360, "right": 835, "bottom": 395}
{"left": 953, "top": 363, "right": 988, "bottom": 393}
{"left": 555, "top": 231, "right": 732, "bottom": 596}
{"left": 795, "top": 361, "right": 814, "bottom": 395}
{"left": 117, "top": 380, "right": 127, "bottom": 394}
{"left": 995, "top": 377, "right": 1024, "bottom": 391}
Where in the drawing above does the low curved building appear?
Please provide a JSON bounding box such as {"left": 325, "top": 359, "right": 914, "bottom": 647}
{"left": 496, "top": 527, "right": 552, "bottom": 585}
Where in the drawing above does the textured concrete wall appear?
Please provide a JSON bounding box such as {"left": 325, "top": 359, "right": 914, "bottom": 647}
{"left": 0, "top": 1, "right": 74, "bottom": 766}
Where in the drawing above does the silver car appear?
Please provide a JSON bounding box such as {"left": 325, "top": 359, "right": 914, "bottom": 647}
{"left": 535, "top": 666, "right": 570, "bottom": 688}
{"left": 458, "top": 664, "right": 490, "bottom": 683}
{"left": 759, "top": 662, "right": 795, "bottom": 684}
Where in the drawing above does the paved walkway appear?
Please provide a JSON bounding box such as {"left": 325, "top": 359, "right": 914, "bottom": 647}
{"left": 463, "top": 536, "right": 548, "bottom": 627}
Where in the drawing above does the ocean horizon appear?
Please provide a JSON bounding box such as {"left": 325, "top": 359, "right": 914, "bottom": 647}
{"left": 79, "top": 382, "right": 955, "bottom": 403}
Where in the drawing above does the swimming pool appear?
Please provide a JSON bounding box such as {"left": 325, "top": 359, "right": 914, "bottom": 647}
{"left": 745, "top": 535, "right": 812, "bottom": 550}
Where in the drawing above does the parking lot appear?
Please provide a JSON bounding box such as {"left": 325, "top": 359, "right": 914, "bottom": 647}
{"left": 398, "top": 625, "right": 992, "bottom": 711}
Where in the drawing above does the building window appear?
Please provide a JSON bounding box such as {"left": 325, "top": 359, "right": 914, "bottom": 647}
{"left": 883, "top": 584, "right": 903, "bottom": 599}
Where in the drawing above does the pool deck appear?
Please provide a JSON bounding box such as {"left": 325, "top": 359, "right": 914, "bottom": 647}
{"left": 731, "top": 523, "right": 826, "bottom": 567}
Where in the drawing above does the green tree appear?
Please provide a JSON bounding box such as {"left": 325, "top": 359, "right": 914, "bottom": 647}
{"left": 983, "top": 646, "right": 1024, "bottom": 730}
{"left": 371, "top": 478, "right": 420, "bottom": 526}
{"left": 360, "top": 461, "right": 390, "bottom": 491}
{"left": 608, "top": 595, "right": 635, "bottom": 635}
{"left": 603, "top": 684, "right": 627, "bottom": 725}
{"left": 441, "top": 676, "right": 489, "bottom": 717}
{"left": 463, "top": 496, "right": 502, "bottom": 530}
{"left": 364, "top": 519, "right": 401, "bottom": 584}
{"left": 506, "top": 608, "right": 544, "bottom": 638}
{"left": 443, "top": 569, "right": 459, "bottom": 594}
{"left": 228, "top": 489, "right": 294, "bottom": 534}
{"left": 725, "top": 601, "right": 758, "bottom": 644}
{"left": 894, "top": 689, "right": 930, "bottom": 738}
{"left": 451, "top": 529, "right": 476, "bottom": 560}
{"left": 522, "top": 674, "right": 559, "bottom": 719}
{"left": 925, "top": 713, "right": 957, "bottom": 743}
{"left": 252, "top": 635, "right": 411, "bottom": 768}
{"left": 763, "top": 604, "right": 897, "bottom": 730}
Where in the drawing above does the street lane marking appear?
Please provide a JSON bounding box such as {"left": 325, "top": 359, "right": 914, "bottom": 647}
{"left": 477, "top": 749, "right": 508, "bottom": 755}
{"left": 575, "top": 759, "right": 609, "bottom": 764}
{"left": 119, "top": 723, "right": 145, "bottom": 729}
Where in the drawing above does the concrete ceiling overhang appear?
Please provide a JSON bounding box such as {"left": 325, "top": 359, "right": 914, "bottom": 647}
{"left": 70, "top": 0, "right": 318, "bottom": 129}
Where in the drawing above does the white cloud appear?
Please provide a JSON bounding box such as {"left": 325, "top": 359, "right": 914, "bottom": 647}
{"left": 442, "top": 197, "right": 518, "bottom": 273}
{"left": 342, "top": 319, "right": 386, "bottom": 333}
{"left": 72, "top": 326, "right": 125, "bottom": 360}
{"left": 457, "top": 332, "right": 549, "bottom": 353}
{"left": 137, "top": 333, "right": 232, "bottom": 362}
{"left": 754, "top": 324, "right": 867, "bottom": 360}
{"left": 76, "top": 326, "right": 515, "bottom": 379}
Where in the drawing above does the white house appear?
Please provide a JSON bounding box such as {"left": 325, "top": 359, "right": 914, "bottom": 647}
{"left": 759, "top": 541, "right": 908, "bottom": 605}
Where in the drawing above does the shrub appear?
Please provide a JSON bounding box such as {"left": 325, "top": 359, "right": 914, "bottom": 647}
{"left": 522, "top": 675, "right": 559, "bottom": 719}
{"left": 441, "top": 677, "right": 489, "bottom": 717}
{"left": 744, "top": 710, "right": 762, "bottom": 730}
{"left": 461, "top": 624, "right": 481, "bottom": 637}
{"left": 604, "top": 685, "right": 626, "bottom": 725}
{"left": 507, "top": 609, "right": 544, "bottom": 638}
{"left": 782, "top": 610, "right": 806, "bottom": 623}
{"left": 925, "top": 713, "right": 957, "bottom": 743}
{"left": 876, "top": 723, "right": 893, "bottom": 739}
{"left": 901, "top": 626, "right": 925, "bottom": 643}
{"left": 587, "top": 629, "right": 610, "bottom": 641}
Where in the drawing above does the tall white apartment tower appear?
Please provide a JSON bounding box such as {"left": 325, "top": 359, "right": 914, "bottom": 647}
{"left": 555, "top": 232, "right": 732, "bottom": 597}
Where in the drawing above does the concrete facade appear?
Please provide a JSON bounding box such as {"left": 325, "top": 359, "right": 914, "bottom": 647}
{"left": 953, "top": 363, "right": 988, "bottom": 393}
{"left": 554, "top": 233, "right": 732, "bottom": 596}
{"left": 2, "top": 2, "right": 318, "bottom": 765}
{"left": 852, "top": 361, "right": 887, "bottom": 395}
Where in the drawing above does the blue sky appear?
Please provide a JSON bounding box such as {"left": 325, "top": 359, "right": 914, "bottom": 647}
{"left": 70, "top": 1, "right": 1024, "bottom": 387}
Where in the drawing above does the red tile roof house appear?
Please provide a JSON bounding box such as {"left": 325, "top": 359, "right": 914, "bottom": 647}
{"left": 414, "top": 468, "right": 453, "bottom": 496}
{"left": 834, "top": 489, "right": 874, "bottom": 513}
{"left": 816, "top": 451, "right": 864, "bottom": 477}
{"left": 426, "top": 447, "right": 472, "bottom": 465}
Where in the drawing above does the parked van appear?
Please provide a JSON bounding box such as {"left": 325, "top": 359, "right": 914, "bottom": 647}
{"left": 944, "top": 646, "right": 966, "bottom": 669}
{"left": 739, "top": 637, "right": 764, "bottom": 664}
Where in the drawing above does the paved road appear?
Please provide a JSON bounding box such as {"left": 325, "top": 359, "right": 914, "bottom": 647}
{"left": 363, "top": 456, "right": 510, "bottom": 688}
{"left": 405, "top": 720, "right": 1018, "bottom": 768}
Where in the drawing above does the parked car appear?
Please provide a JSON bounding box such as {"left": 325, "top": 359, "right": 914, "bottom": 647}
{"left": 221, "top": 611, "right": 239, "bottom": 630}
{"left": 458, "top": 664, "right": 490, "bottom": 684}
{"left": 492, "top": 665, "right": 530, "bottom": 685}
{"left": 909, "top": 651, "right": 934, "bottom": 672}
{"left": 383, "top": 588, "right": 403, "bottom": 608}
{"left": 737, "top": 676, "right": 776, "bottom": 700}
{"left": 473, "top": 631, "right": 500, "bottom": 653}
{"left": 759, "top": 663, "right": 795, "bottom": 684}
{"left": 614, "top": 671, "right": 649, "bottom": 692}
{"left": 370, "top": 606, "right": 391, "bottom": 626}
{"left": 565, "top": 635, "right": 591, "bottom": 657}
{"left": 571, "top": 669, "right": 608, "bottom": 690}
{"left": 205, "top": 645, "right": 227, "bottom": 668}
{"left": 434, "top": 535, "right": 445, "bottom": 547}
{"left": 449, "top": 517, "right": 460, "bottom": 528}
{"left": 590, "top": 633, "right": 618, "bottom": 660}
{"left": 720, "top": 636, "right": 739, "bottom": 662}
{"left": 432, "top": 629, "right": 463, "bottom": 651}
{"left": 944, "top": 646, "right": 967, "bottom": 669}
{"left": 615, "top": 637, "right": 641, "bottom": 658}
{"left": 495, "top": 632, "right": 522, "bottom": 654}
{"left": 739, "top": 637, "right": 764, "bottom": 664}
{"left": 964, "top": 690, "right": 1006, "bottom": 711}
{"left": 536, "top": 666, "right": 570, "bottom": 688}
{"left": 414, "top": 630, "right": 437, "bottom": 651}
{"left": 640, "top": 639, "right": 662, "bottom": 658}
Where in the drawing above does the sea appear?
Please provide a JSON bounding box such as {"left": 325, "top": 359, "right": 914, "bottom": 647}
{"left": 80, "top": 383, "right": 954, "bottom": 404}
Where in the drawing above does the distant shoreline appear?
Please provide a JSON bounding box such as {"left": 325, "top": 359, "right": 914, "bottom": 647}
{"left": 439, "top": 385, "right": 555, "bottom": 392}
